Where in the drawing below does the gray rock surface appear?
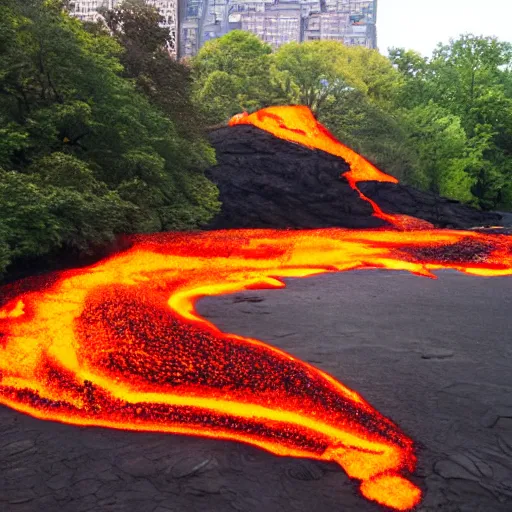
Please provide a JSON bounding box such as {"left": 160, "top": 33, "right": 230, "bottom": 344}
{"left": 206, "top": 125, "right": 384, "bottom": 230}
{"left": 359, "top": 182, "right": 502, "bottom": 229}
{"left": 1, "top": 270, "right": 511, "bottom": 511}
{"left": 206, "top": 125, "right": 502, "bottom": 229}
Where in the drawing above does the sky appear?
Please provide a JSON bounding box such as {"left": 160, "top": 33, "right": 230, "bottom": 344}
{"left": 377, "top": 0, "right": 512, "bottom": 57}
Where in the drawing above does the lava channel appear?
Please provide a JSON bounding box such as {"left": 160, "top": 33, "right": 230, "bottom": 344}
{"left": 229, "top": 105, "right": 432, "bottom": 230}
{"left": 1, "top": 229, "right": 512, "bottom": 510}
{"left": 1, "top": 107, "right": 512, "bottom": 512}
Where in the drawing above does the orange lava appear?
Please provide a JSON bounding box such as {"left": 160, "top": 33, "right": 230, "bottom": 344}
{"left": 361, "top": 474, "right": 423, "bottom": 511}
{"left": 1, "top": 229, "right": 512, "bottom": 511}
{"left": 1, "top": 106, "right": 511, "bottom": 511}
{"left": 229, "top": 106, "right": 430, "bottom": 230}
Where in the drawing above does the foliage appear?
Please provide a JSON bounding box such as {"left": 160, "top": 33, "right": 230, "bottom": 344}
{"left": 191, "top": 30, "right": 279, "bottom": 123}
{"left": 101, "top": 0, "right": 201, "bottom": 137}
{"left": 391, "top": 35, "right": 512, "bottom": 208}
{"left": 0, "top": 168, "right": 135, "bottom": 277}
{"left": 273, "top": 41, "right": 401, "bottom": 115}
{"left": 400, "top": 104, "right": 479, "bottom": 202}
{"left": 0, "top": 0, "right": 219, "bottom": 279}
{"left": 387, "top": 48, "right": 432, "bottom": 108}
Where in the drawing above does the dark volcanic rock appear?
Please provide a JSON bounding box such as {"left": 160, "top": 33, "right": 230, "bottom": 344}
{"left": 206, "top": 125, "right": 502, "bottom": 229}
{"left": 206, "top": 125, "right": 385, "bottom": 229}
{"left": 359, "top": 181, "right": 502, "bottom": 229}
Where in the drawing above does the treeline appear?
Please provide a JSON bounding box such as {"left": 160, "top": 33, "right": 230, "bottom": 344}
{"left": 0, "top": 0, "right": 219, "bottom": 279}
{"left": 1, "top": 0, "right": 511, "bottom": 280}
{"left": 192, "top": 31, "right": 512, "bottom": 210}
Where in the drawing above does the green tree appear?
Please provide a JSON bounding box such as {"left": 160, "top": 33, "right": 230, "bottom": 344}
{"left": 0, "top": 168, "right": 135, "bottom": 279}
{"left": 388, "top": 48, "right": 432, "bottom": 108}
{"left": 430, "top": 36, "right": 512, "bottom": 136}
{"left": 191, "top": 30, "right": 278, "bottom": 123}
{"left": 391, "top": 35, "right": 512, "bottom": 209}
{"left": 101, "top": 0, "right": 201, "bottom": 136}
{"left": 401, "top": 103, "right": 481, "bottom": 202}
{"left": 0, "top": 0, "right": 219, "bottom": 279}
{"left": 273, "top": 41, "right": 401, "bottom": 115}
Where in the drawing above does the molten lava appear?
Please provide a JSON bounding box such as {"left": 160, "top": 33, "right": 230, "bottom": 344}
{"left": 1, "top": 230, "right": 511, "bottom": 510}
{"left": 1, "top": 107, "right": 511, "bottom": 512}
{"left": 229, "top": 106, "right": 430, "bottom": 229}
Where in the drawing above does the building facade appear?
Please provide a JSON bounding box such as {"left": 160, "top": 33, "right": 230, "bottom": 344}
{"left": 68, "top": 0, "right": 116, "bottom": 22}
{"left": 68, "top": 0, "right": 376, "bottom": 59}
{"left": 180, "top": 0, "right": 376, "bottom": 56}
{"left": 68, "top": 0, "right": 178, "bottom": 56}
{"left": 303, "top": 0, "right": 376, "bottom": 48}
{"left": 240, "top": 1, "right": 302, "bottom": 49}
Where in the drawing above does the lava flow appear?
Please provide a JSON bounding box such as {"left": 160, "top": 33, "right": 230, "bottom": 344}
{"left": 230, "top": 106, "right": 430, "bottom": 229}
{"left": 2, "top": 230, "right": 512, "bottom": 510}
{"left": 1, "top": 107, "right": 511, "bottom": 512}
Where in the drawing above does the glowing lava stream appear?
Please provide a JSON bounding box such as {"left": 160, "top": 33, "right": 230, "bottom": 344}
{"left": 1, "top": 230, "right": 512, "bottom": 511}
{"left": 1, "top": 107, "right": 511, "bottom": 512}
{"left": 230, "top": 106, "right": 430, "bottom": 229}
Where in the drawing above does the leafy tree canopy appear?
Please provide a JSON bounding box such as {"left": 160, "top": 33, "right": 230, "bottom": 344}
{"left": 0, "top": 0, "right": 219, "bottom": 279}
{"left": 391, "top": 35, "right": 512, "bottom": 208}
{"left": 273, "top": 41, "right": 401, "bottom": 115}
{"left": 191, "top": 30, "right": 280, "bottom": 123}
{"left": 100, "top": 0, "right": 200, "bottom": 136}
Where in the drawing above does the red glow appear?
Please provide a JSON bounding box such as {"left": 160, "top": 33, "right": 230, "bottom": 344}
{"left": 1, "top": 106, "right": 511, "bottom": 511}
{"left": 1, "top": 229, "right": 511, "bottom": 511}
{"left": 229, "top": 106, "right": 431, "bottom": 229}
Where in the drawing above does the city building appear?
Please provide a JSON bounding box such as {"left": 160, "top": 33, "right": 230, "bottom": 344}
{"left": 67, "top": 0, "right": 377, "bottom": 59}
{"left": 68, "top": 0, "right": 178, "bottom": 56}
{"left": 68, "top": 0, "right": 117, "bottom": 22}
{"left": 180, "top": 0, "right": 376, "bottom": 56}
{"left": 304, "top": 0, "right": 376, "bottom": 48}
{"left": 147, "top": 0, "right": 178, "bottom": 54}
{"left": 240, "top": 1, "right": 302, "bottom": 48}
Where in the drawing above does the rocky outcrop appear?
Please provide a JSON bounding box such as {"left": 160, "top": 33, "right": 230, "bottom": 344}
{"left": 206, "top": 125, "right": 385, "bottom": 229}
{"left": 206, "top": 125, "right": 502, "bottom": 230}
{"left": 359, "top": 182, "right": 502, "bottom": 229}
